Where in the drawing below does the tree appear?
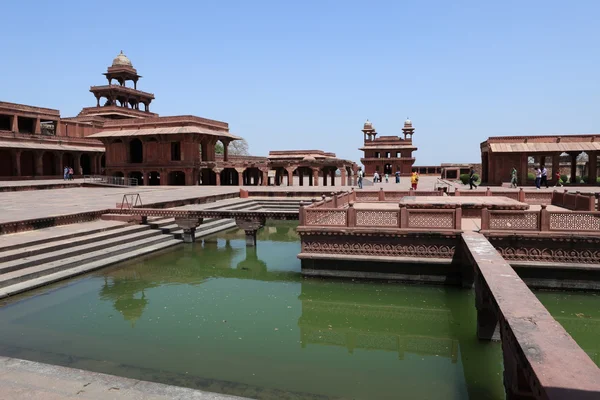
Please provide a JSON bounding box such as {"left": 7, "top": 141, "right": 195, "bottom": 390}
{"left": 201, "top": 139, "right": 251, "bottom": 158}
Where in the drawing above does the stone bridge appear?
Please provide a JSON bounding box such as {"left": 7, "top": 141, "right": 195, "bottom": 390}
{"left": 109, "top": 208, "right": 298, "bottom": 245}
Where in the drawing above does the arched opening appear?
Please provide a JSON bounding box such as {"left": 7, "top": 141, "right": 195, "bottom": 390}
{"left": 243, "top": 167, "right": 261, "bottom": 185}
{"left": 0, "top": 150, "right": 13, "bottom": 176}
{"left": 296, "top": 167, "right": 313, "bottom": 186}
{"left": 168, "top": 171, "right": 186, "bottom": 186}
{"left": 62, "top": 153, "right": 74, "bottom": 171}
{"left": 129, "top": 138, "right": 143, "bottom": 163}
{"left": 20, "top": 151, "right": 35, "bottom": 176}
{"left": 148, "top": 171, "right": 160, "bottom": 186}
{"left": 80, "top": 154, "right": 92, "bottom": 175}
{"left": 42, "top": 152, "right": 56, "bottom": 176}
{"left": 199, "top": 168, "right": 216, "bottom": 185}
{"left": 220, "top": 168, "right": 239, "bottom": 186}
{"left": 384, "top": 163, "right": 393, "bottom": 175}
{"left": 129, "top": 171, "right": 144, "bottom": 185}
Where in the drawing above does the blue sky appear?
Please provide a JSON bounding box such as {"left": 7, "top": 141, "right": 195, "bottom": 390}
{"left": 3, "top": 0, "right": 599, "bottom": 164}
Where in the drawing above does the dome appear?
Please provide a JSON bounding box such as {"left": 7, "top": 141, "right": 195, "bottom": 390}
{"left": 404, "top": 117, "right": 412, "bottom": 127}
{"left": 363, "top": 119, "right": 373, "bottom": 130}
{"left": 112, "top": 50, "right": 132, "bottom": 67}
{"left": 302, "top": 155, "right": 316, "bottom": 162}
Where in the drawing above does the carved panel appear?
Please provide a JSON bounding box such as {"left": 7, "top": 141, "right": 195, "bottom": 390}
{"left": 302, "top": 240, "right": 455, "bottom": 259}
{"left": 523, "top": 192, "right": 553, "bottom": 205}
{"left": 495, "top": 246, "right": 600, "bottom": 264}
{"left": 355, "top": 192, "right": 379, "bottom": 201}
{"left": 408, "top": 212, "right": 454, "bottom": 229}
{"left": 356, "top": 210, "right": 398, "bottom": 227}
{"left": 305, "top": 209, "right": 347, "bottom": 226}
{"left": 489, "top": 213, "right": 538, "bottom": 230}
{"left": 549, "top": 213, "right": 600, "bottom": 231}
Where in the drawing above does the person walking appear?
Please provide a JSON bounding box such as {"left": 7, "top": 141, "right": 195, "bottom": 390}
{"left": 357, "top": 168, "right": 364, "bottom": 189}
{"left": 63, "top": 166, "right": 69, "bottom": 181}
{"left": 385, "top": 173, "right": 389, "bottom": 183}
{"left": 540, "top": 165, "right": 549, "bottom": 188}
{"left": 68, "top": 167, "right": 74, "bottom": 181}
{"left": 554, "top": 170, "right": 563, "bottom": 187}
{"left": 395, "top": 170, "right": 400, "bottom": 184}
{"left": 374, "top": 171, "right": 379, "bottom": 183}
{"left": 534, "top": 167, "right": 541, "bottom": 189}
{"left": 410, "top": 170, "right": 419, "bottom": 190}
{"left": 469, "top": 167, "right": 478, "bottom": 190}
{"left": 510, "top": 167, "right": 518, "bottom": 188}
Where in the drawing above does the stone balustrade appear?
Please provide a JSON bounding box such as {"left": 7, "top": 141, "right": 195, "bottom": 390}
{"left": 481, "top": 207, "right": 600, "bottom": 233}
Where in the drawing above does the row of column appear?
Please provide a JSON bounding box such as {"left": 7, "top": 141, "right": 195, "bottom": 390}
{"left": 5, "top": 114, "right": 61, "bottom": 136}
{"left": 523, "top": 151, "right": 598, "bottom": 184}
{"left": 210, "top": 167, "right": 357, "bottom": 186}
{"left": 7, "top": 149, "right": 102, "bottom": 177}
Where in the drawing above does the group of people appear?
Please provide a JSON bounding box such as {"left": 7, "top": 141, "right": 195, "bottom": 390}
{"left": 356, "top": 168, "right": 419, "bottom": 189}
{"left": 63, "top": 166, "right": 75, "bottom": 180}
{"left": 510, "top": 166, "right": 563, "bottom": 189}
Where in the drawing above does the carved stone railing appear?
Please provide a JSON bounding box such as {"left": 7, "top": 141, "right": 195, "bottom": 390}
{"left": 481, "top": 207, "right": 600, "bottom": 233}
{"left": 552, "top": 190, "right": 596, "bottom": 211}
{"left": 455, "top": 187, "right": 553, "bottom": 205}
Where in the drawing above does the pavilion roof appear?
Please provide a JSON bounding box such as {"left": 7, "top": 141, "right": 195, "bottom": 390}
{"left": 88, "top": 126, "right": 241, "bottom": 140}
{"left": 489, "top": 142, "right": 600, "bottom": 153}
{"left": 0, "top": 140, "right": 104, "bottom": 153}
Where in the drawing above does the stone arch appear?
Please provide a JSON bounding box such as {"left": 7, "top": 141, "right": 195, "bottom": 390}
{"left": 129, "top": 171, "right": 144, "bottom": 185}
{"left": 42, "top": 152, "right": 57, "bottom": 176}
{"left": 199, "top": 168, "right": 216, "bottom": 185}
{"left": 129, "top": 138, "right": 143, "bottom": 163}
{"left": 0, "top": 150, "right": 13, "bottom": 176}
{"left": 20, "top": 151, "right": 35, "bottom": 176}
{"left": 220, "top": 168, "right": 239, "bottom": 186}
{"left": 168, "top": 171, "right": 186, "bottom": 186}
{"left": 80, "top": 153, "right": 92, "bottom": 175}
{"left": 243, "top": 167, "right": 261, "bottom": 185}
{"left": 148, "top": 171, "right": 160, "bottom": 186}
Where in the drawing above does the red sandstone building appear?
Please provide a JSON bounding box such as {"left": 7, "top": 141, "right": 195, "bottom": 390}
{"left": 481, "top": 134, "right": 600, "bottom": 186}
{"left": 359, "top": 119, "right": 417, "bottom": 176}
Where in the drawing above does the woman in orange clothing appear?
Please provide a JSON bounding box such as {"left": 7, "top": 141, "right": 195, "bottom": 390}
{"left": 411, "top": 170, "right": 419, "bottom": 190}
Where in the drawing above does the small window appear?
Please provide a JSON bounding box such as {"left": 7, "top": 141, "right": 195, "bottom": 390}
{"left": 386, "top": 152, "right": 391, "bottom": 158}
{"left": 396, "top": 152, "right": 401, "bottom": 158}
{"left": 375, "top": 152, "right": 381, "bottom": 158}
{"left": 171, "top": 142, "right": 181, "bottom": 161}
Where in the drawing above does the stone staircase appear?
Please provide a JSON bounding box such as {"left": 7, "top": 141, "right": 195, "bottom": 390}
{"left": 0, "top": 197, "right": 304, "bottom": 299}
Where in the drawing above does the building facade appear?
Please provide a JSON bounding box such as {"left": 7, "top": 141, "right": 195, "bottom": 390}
{"left": 359, "top": 119, "right": 417, "bottom": 176}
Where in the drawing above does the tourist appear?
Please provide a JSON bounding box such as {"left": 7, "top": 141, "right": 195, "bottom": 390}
{"left": 469, "top": 167, "right": 478, "bottom": 190}
{"left": 357, "top": 168, "right": 364, "bottom": 189}
{"left": 510, "top": 167, "right": 518, "bottom": 188}
{"left": 411, "top": 170, "right": 419, "bottom": 190}
{"left": 385, "top": 173, "right": 389, "bottom": 183}
{"left": 63, "top": 166, "right": 69, "bottom": 181}
{"left": 554, "top": 170, "right": 563, "bottom": 187}
{"left": 395, "top": 170, "right": 400, "bottom": 184}
{"left": 374, "top": 171, "right": 380, "bottom": 183}
{"left": 534, "top": 167, "right": 541, "bottom": 189}
{"left": 540, "top": 165, "right": 549, "bottom": 188}
{"left": 68, "top": 167, "right": 74, "bottom": 180}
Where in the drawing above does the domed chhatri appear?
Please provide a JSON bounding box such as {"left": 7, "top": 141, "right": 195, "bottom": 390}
{"left": 302, "top": 155, "right": 316, "bottom": 162}
{"left": 363, "top": 119, "right": 373, "bottom": 130}
{"left": 112, "top": 50, "right": 133, "bottom": 67}
{"left": 404, "top": 117, "right": 412, "bottom": 127}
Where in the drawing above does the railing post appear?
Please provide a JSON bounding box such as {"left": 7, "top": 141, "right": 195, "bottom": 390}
{"left": 455, "top": 205, "right": 462, "bottom": 230}
{"left": 481, "top": 207, "right": 490, "bottom": 230}
{"left": 379, "top": 187, "right": 385, "bottom": 201}
{"left": 588, "top": 194, "right": 596, "bottom": 212}
{"left": 455, "top": 188, "right": 460, "bottom": 197}
{"left": 351, "top": 188, "right": 356, "bottom": 202}
{"left": 299, "top": 205, "right": 306, "bottom": 226}
{"left": 518, "top": 188, "right": 525, "bottom": 203}
{"left": 400, "top": 206, "right": 408, "bottom": 228}
{"left": 347, "top": 202, "right": 356, "bottom": 227}
{"left": 332, "top": 192, "right": 338, "bottom": 208}
{"left": 540, "top": 204, "right": 549, "bottom": 231}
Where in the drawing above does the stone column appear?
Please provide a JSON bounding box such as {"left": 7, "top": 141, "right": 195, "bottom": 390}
{"left": 589, "top": 151, "right": 597, "bottom": 185}
{"left": 54, "top": 152, "right": 62, "bottom": 176}
{"left": 519, "top": 153, "right": 527, "bottom": 185}
{"left": 312, "top": 168, "right": 319, "bottom": 187}
{"left": 14, "top": 150, "right": 21, "bottom": 176}
{"left": 55, "top": 120, "right": 61, "bottom": 136}
{"left": 11, "top": 115, "right": 18, "bottom": 132}
{"left": 214, "top": 168, "right": 222, "bottom": 186}
{"left": 223, "top": 141, "right": 229, "bottom": 162}
{"left": 34, "top": 118, "right": 41, "bottom": 135}
{"left": 235, "top": 218, "right": 265, "bottom": 247}
{"left": 185, "top": 169, "right": 194, "bottom": 185}
{"left": 160, "top": 169, "right": 169, "bottom": 185}
{"left": 35, "top": 152, "right": 43, "bottom": 176}
{"left": 73, "top": 153, "right": 82, "bottom": 175}
{"left": 286, "top": 167, "right": 294, "bottom": 186}
{"left": 552, "top": 153, "right": 561, "bottom": 182}
{"left": 340, "top": 168, "right": 347, "bottom": 186}
{"left": 175, "top": 217, "right": 203, "bottom": 243}
{"left": 261, "top": 169, "right": 268, "bottom": 186}
{"left": 236, "top": 168, "right": 245, "bottom": 186}
{"left": 569, "top": 152, "right": 579, "bottom": 183}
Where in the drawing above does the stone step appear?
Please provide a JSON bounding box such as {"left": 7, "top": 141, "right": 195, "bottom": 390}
{"left": 0, "top": 228, "right": 165, "bottom": 275}
{"left": 0, "top": 222, "right": 128, "bottom": 253}
{"left": 0, "top": 235, "right": 176, "bottom": 289}
{"left": 0, "top": 224, "right": 153, "bottom": 264}
{"left": 195, "top": 220, "right": 237, "bottom": 239}
{"left": 0, "top": 238, "right": 182, "bottom": 299}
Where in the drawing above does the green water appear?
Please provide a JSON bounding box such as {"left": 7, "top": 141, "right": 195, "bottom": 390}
{"left": 0, "top": 221, "right": 507, "bottom": 399}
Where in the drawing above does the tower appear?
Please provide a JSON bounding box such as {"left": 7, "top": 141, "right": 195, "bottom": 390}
{"left": 402, "top": 118, "right": 414, "bottom": 141}
{"left": 362, "top": 119, "right": 377, "bottom": 142}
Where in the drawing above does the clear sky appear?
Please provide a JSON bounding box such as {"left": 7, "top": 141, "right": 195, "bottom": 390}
{"left": 3, "top": 0, "right": 599, "bottom": 165}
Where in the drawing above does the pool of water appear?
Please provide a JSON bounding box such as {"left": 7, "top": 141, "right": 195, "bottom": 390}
{"left": 0, "top": 222, "right": 506, "bottom": 399}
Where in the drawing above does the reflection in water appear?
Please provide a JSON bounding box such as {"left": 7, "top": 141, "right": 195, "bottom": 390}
{"left": 0, "top": 223, "right": 512, "bottom": 399}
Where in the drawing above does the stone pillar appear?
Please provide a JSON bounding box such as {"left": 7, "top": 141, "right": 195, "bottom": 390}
{"left": 11, "top": 115, "right": 18, "bottom": 132}
{"left": 552, "top": 153, "right": 561, "bottom": 182}
{"left": 160, "top": 169, "right": 169, "bottom": 185}
{"left": 175, "top": 217, "right": 203, "bottom": 243}
{"left": 185, "top": 169, "right": 194, "bottom": 185}
{"left": 286, "top": 168, "right": 294, "bottom": 186}
{"left": 235, "top": 218, "right": 265, "bottom": 247}
{"left": 589, "top": 151, "right": 597, "bottom": 185}
{"left": 14, "top": 150, "right": 21, "bottom": 176}
{"left": 54, "top": 152, "right": 62, "bottom": 176}
{"left": 569, "top": 152, "right": 579, "bottom": 183}
{"left": 214, "top": 168, "right": 222, "bottom": 186}
{"left": 236, "top": 168, "right": 245, "bottom": 186}
{"left": 74, "top": 153, "right": 82, "bottom": 175}
{"left": 340, "top": 168, "right": 347, "bottom": 186}
{"left": 519, "top": 153, "right": 527, "bottom": 186}
{"left": 223, "top": 141, "right": 229, "bottom": 162}
{"left": 312, "top": 168, "right": 319, "bottom": 187}
{"left": 261, "top": 169, "right": 268, "bottom": 186}
{"left": 35, "top": 152, "right": 43, "bottom": 176}
{"left": 55, "top": 120, "right": 61, "bottom": 136}
{"left": 34, "top": 118, "right": 41, "bottom": 135}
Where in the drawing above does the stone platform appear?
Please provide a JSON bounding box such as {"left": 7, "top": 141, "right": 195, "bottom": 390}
{"left": 400, "top": 195, "right": 529, "bottom": 218}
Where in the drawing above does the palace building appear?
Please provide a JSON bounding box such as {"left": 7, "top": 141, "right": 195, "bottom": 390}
{"left": 359, "top": 119, "right": 417, "bottom": 176}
